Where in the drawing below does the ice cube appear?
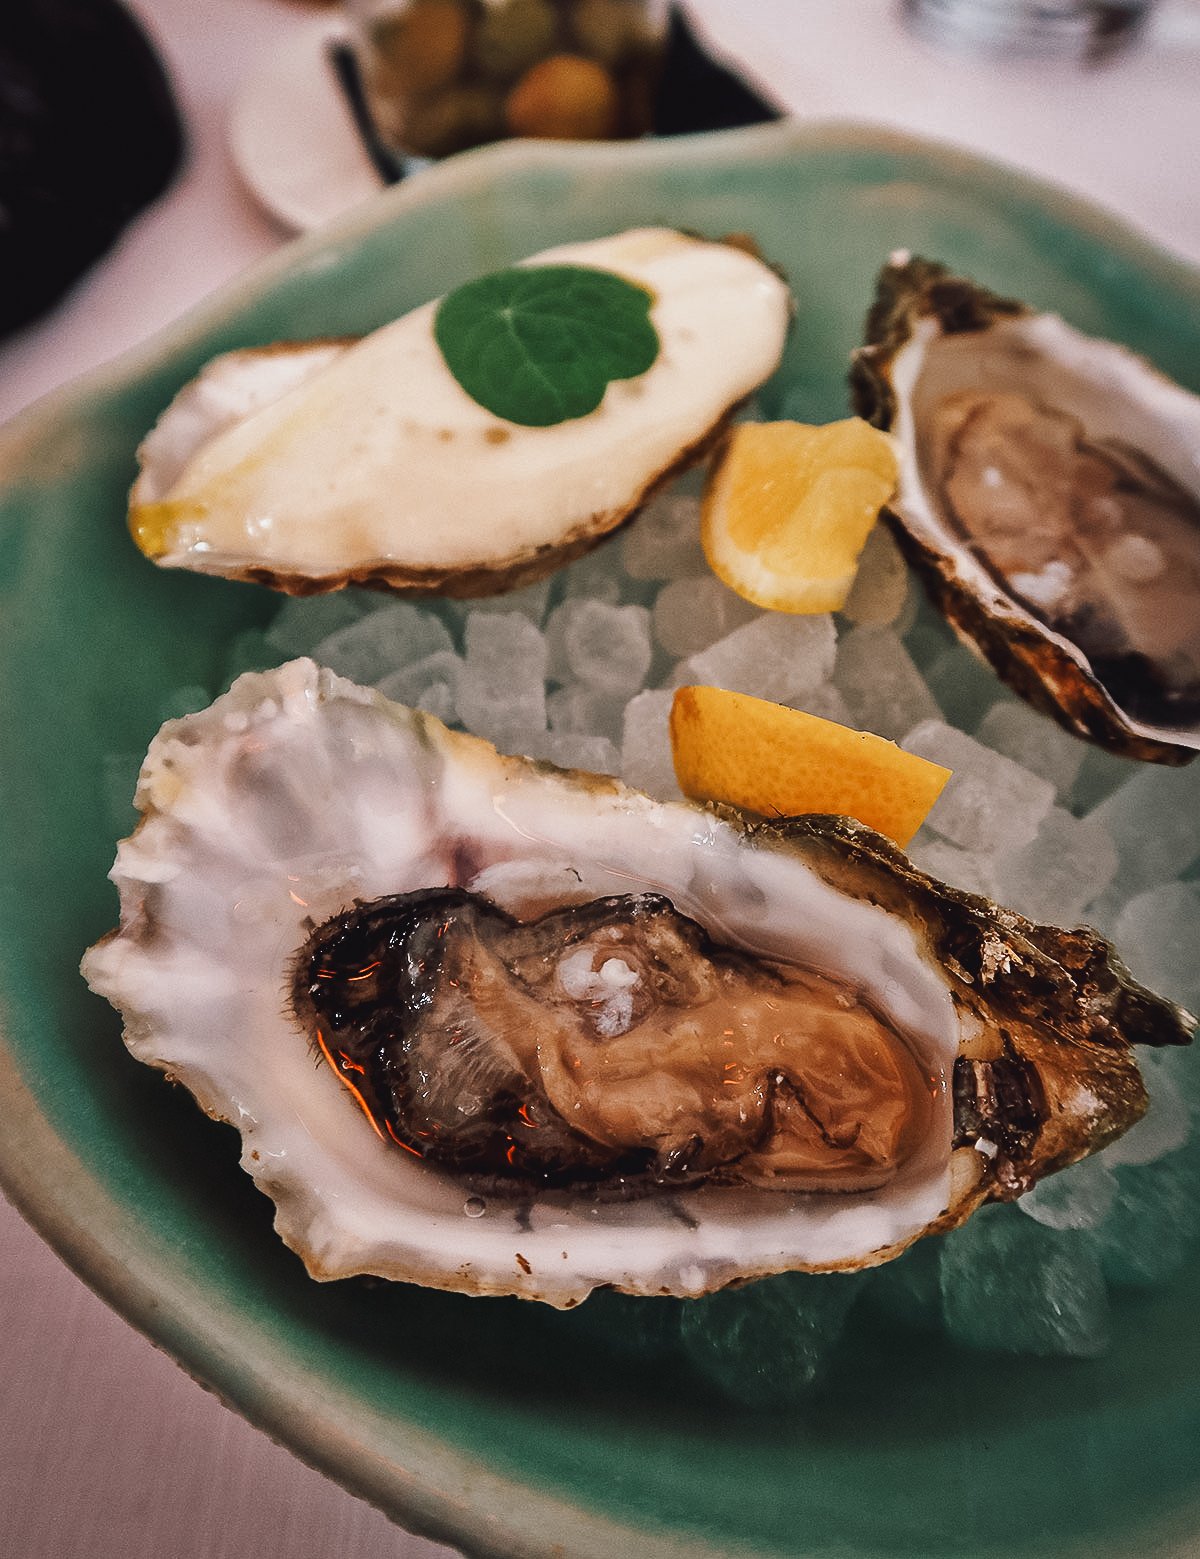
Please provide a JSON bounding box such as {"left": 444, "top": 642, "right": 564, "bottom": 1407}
{"left": 312, "top": 601, "right": 453, "bottom": 686}
{"left": 902, "top": 720, "right": 1055, "bottom": 854}
{"left": 546, "top": 683, "right": 626, "bottom": 745}
{"left": 1018, "top": 1155, "right": 1117, "bottom": 1231}
{"left": 456, "top": 613, "right": 547, "bottom": 747}
{"left": 840, "top": 523, "right": 910, "bottom": 627}
{"left": 545, "top": 600, "right": 652, "bottom": 696}
{"left": 559, "top": 541, "right": 626, "bottom": 605}
{"left": 651, "top": 576, "right": 759, "bottom": 659}
{"left": 861, "top": 1238, "right": 943, "bottom": 1334}
{"left": 1086, "top": 763, "right": 1200, "bottom": 896}
{"left": 677, "top": 1272, "right": 862, "bottom": 1405}
{"left": 976, "top": 700, "right": 1086, "bottom": 796}
{"left": 920, "top": 642, "right": 1006, "bottom": 732}
{"left": 519, "top": 730, "right": 620, "bottom": 774}
{"left": 1112, "top": 882, "right": 1200, "bottom": 1011}
{"left": 375, "top": 650, "right": 463, "bottom": 727}
{"left": 263, "top": 591, "right": 368, "bottom": 658}
{"left": 1101, "top": 1050, "right": 1192, "bottom": 1168}
{"left": 1091, "top": 1146, "right": 1200, "bottom": 1289}
{"left": 905, "top": 834, "right": 998, "bottom": 900}
{"left": 1068, "top": 742, "right": 1134, "bottom": 815}
{"left": 991, "top": 806, "right": 1118, "bottom": 927}
{"left": 620, "top": 489, "right": 706, "bottom": 580}
{"left": 833, "top": 626, "right": 941, "bottom": 741}
{"left": 678, "top": 614, "right": 837, "bottom": 705}
{"left": 788, "top": 683, "right": 854, "bottom": 727}
{"left": 1153, "top": 1042, "right": 1200, "bottom": 1123}
{"left": 620, "top": 689, "right": 679, "bottom": 799}
{"left": 940, "top": 1205, "right": 1110, "bottom": 1358}
{"left": 443, "top": 577, "right": 553, "bottom": 631}
{"left": 496, "top": 577, "right": 553, "bottom": 625}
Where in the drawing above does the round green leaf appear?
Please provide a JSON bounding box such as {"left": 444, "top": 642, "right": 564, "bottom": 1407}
{"left": 433, "top": 264, "right": 661, "bottom": 427}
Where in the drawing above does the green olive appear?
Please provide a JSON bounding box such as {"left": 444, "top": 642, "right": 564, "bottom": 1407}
{"left": 474, "top": 0, "right": 559, "bottom": 79}
{"left": 367, "top": 0, "right": 471, "bottom": 96}
{"left": 569, "top": 0, "right": 641, "bottom": 67}
{"left": 402, "top": 83, "right": 507, "bottom": 155}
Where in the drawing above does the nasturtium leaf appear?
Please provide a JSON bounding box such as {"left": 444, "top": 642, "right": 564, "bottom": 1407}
{"left": 434, "top": 264, "right": 660, "bottom": 428}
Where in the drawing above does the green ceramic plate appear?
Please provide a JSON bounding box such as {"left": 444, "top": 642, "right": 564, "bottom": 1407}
{"left": 2, "top": 123, "right": 1199, "bottom": 1559}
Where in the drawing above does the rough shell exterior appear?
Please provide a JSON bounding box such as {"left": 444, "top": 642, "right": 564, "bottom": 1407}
{"left": 789, "top": 813, "right": 1187, "bottom": 1198}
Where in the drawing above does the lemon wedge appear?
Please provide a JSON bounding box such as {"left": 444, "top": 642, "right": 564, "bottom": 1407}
{"left": 670, "top": 685, "right": 950, "bottom": 848}
{"left": 702, "top": 419, "right": 899, "bottom": 613}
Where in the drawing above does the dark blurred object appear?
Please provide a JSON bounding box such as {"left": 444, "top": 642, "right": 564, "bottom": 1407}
{"left": 330, "top": 3, "right": 780, "bottom": 186}
{"left": 0, "top": 0, "right": 185, "bottom": 339}
{"left": 900, "top": 0, "right": 1153, "bottom": 61}
{"left": 652, "top": 6, "right": 782, "bottom": 135}
{"left": 328, "top": 37, "right": 406, "bottom": 184}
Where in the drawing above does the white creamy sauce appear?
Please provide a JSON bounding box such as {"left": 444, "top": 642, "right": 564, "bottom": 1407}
{"left": 135, "top": 229, "right": 792, "bottom": 577}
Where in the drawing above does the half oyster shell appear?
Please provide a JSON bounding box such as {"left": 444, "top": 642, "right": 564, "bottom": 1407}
{"left": 851, "top": 256, "right": 1200, "bottom": 765}
{"left": 80, "top": 662, "right": 1191, "bottom": 1306}
{"left": 128, "top": 229, "right": 791, "bottom": 598}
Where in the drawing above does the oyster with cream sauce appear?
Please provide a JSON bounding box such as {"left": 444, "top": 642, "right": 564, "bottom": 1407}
{"left": 128, "top": 229, "right": 791, "bottom": 599}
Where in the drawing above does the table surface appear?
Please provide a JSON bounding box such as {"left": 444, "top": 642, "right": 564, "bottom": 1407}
{"left": 3, "top": 1, "right": 1199, "bottom": 1554}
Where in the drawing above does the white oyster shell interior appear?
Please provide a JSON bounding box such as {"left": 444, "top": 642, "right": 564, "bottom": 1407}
{"left": 83, "top": 661, "right": 957, "bottom": 1306}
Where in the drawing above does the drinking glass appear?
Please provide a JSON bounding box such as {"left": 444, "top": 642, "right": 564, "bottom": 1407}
{"left": 901, "top": 0, "right": 1154, "bottom": 59}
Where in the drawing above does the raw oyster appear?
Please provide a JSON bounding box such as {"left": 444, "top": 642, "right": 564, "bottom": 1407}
{"left": 851, "top": 256, "right": 1200, "bottom": 765}
{"left": 128, "top": 228, "right": 791, "bottom": 598}
{"left": 294, "top": 888, "right": 938, "bottom": 1197}
{"left": 81, "top": 662, "right": 1191, "bottom": 1306}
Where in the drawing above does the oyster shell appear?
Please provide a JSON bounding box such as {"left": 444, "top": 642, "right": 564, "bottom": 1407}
{"left": 81, "top": 661, "right": 1191, "bottom": 1306}
{"left": 850, "top": 255, "right": 1200, "bottom": 765}
{"left": 128, "top": 228, "right": 791, "bottom": 598}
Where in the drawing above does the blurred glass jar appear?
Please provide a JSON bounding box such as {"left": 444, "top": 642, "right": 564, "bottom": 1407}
{"left": 900, "top": 0, "right": 1154, "bottom": 58}
{"left": 348, "top": 0, "right": 669, "bottom": 160}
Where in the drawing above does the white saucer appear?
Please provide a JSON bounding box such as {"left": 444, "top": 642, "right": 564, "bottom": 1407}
{"left": 229, "top": 19, "right": 386, "bottom": 233}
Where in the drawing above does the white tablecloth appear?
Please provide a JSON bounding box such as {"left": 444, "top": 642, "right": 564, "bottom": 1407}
{"left": 3, "top": 1, "right": 1199, "bottom": 1554}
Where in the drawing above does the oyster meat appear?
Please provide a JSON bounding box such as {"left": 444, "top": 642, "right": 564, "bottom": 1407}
{"left": 295, "top": 888, "right": 937, "bottom": 1197}
{"left": 851, "top": 255, "right": 1200, "bottom": 764}
{"left": 81, "top": 661, "right": 1191, "bottom": 1306}
{"left": 129, "top": 228, "right": 791, "bottom": 598}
